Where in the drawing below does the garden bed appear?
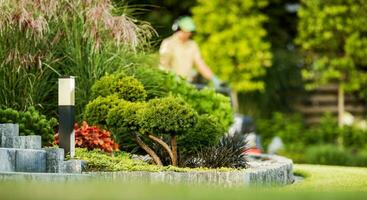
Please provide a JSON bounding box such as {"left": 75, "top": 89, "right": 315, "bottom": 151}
{"left": 0, "top": 154, "right": 294, "bottom": 186}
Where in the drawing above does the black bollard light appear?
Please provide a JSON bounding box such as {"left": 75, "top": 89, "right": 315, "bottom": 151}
{"left": 58, "top": 76, "right": 75, "bottom": 158}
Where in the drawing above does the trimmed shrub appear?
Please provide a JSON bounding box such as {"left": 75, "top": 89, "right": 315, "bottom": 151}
{"left": 0, "top": 107, "right": 57, "bottom": 146}
{"left": 55, "top": 121, "right": 118, "bottom": 153}
{"left": 122, "top": 67, "right": 234, "bottom": 131}
{"left": 141, "top": 96, "right": 198, "bottom": 135}
{"left": 84, "top": 95, "right": 121, "bottom": 126}
{"left": 91, "top": 74, "right": 147, "bottom": 102}
{"left": 305, "top": 145, "right": 350, "bottom": 166}
{"left": 178, "top": 114, "right": 226, "bottom": 155}
{"left": 106, "top": 101, "right": 146, "bottom": 150}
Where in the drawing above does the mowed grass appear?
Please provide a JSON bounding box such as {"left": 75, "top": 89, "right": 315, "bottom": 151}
{"left": 285, "top": 164, "right": 367, "bottom": 191}
{"left": 0, "top": 164, "right": 366, "bottom": 200}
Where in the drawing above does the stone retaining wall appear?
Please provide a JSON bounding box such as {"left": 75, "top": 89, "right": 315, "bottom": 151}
{"left": 0, "top": 154, "right": 294, "bottom": 186}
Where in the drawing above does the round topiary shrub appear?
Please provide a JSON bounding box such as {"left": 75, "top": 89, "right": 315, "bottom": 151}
{"left": 84, "top": 95, "right": 121, "bottom": 127}
{"left": 177, "top": 114, "right": 226, "bottom": 155}
{"left": 91, "top": 73, "right": 147, "bottom": 102}
{"left": 141, "top": 96, "right": 198, "bottom": 135}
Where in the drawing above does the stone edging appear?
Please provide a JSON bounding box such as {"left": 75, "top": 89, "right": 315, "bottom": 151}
{"left": 0, "top": 154, "right": 294, "bottom": 186}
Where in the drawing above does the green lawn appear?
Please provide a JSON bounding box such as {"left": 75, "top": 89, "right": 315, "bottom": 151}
{"left": 286, "top": 164, "right": 367, "bottom": 191}
{"left": 0, "top": 164, "right": 366, "bottom": 200}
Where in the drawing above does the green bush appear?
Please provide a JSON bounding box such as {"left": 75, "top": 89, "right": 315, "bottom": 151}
{"left": 305, "top": 145, "right": 350, "bottom": 166}
{"left": 178, "top": 114, "right": 225, "bottom": 155}
{"left": 256, "top": 112, "right": 304, "bottom": 149}
{"left": 91, "top": 74, "right": 147, "bottom": 102}
{"left": 353, "top": 147, "right": 367, "bottom": 167}
{"left": 0, "top": 107, "right": 57, "bottom": 146}
{"left": 141, "top": 96, "right": 198, "bottom": 135}
{"left": 304, "top": 113, "right": 339, "bottom": 145}
{"left": 84, "top": 95, "right": 121, "bottom": 127}
{"left": 122, "top": 66, "right": 234, "bottom": 131}
{"left": 341, "top": 126, "right": 367, "bottom": 151}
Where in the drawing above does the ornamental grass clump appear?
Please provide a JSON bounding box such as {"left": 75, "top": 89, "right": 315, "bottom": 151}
{"left": 0, "top": 0, "right": 155, "bottom": 118}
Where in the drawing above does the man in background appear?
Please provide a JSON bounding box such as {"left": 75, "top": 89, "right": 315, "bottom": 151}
{"left": 159, "top": 16, "right": 220, "bottom": 87}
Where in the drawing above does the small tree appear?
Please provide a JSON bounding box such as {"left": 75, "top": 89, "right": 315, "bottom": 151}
{"left": 141, "top": 96, "right": 198, "bottom": 166}
{"left": 192, "top": 0, "right": 272, "bottom": 92}
{"left": 107, "top": 96, "right": 197, "bottom": 166}
{"left": 296, "top": 0, "right": 367, "bottom": 127}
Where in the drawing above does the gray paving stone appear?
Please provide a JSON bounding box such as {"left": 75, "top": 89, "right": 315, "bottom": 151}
{"left": 2, "top": 135, "right": 41, "bottom": 149}
{"left": 61, "top": 160, "right": 83, "bottom": 174}
{"left": 0, "top": 148, "right": 16, "bottom": 172}
{"left": 21, "top": 136, "right": 42, "bottom": 149}
{"left": 45, "top": 148, "right": 64, "bottom": 173}
{"left": 0, "top": 124, "right": 19, "bottom": 147}
{"left": 15, "top": 149, "right": 46, "bottom": 173}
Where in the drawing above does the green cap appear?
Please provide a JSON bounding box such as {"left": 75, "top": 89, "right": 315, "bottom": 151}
{"left": 177, "top": 16, "right": 196, "bottom": 32}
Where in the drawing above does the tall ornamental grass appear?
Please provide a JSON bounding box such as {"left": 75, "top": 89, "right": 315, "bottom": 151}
{"left": 0, "top": 0, "right": 155, "bottom": 118}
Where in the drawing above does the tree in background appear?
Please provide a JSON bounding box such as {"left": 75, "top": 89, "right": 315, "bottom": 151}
{"left": 296, "top": 0, "right": 367, "bottom": 126}
{"left": 192, "top": 0, "right": 272, "bottom": 92}
{"left": 239, "top": 0, "right": 304, "bottom": 117}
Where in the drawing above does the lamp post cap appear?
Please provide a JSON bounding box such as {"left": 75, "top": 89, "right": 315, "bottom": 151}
{"left": 59, "top": 76, "right": 75, "bottom": 79}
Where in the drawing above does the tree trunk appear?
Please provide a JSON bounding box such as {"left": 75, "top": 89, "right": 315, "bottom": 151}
{"left": 338, "top": 84, "right": 345, "bottom": 128}
{"left": 147, "top": 133, "right": 176, "bottom": 166}
{"left": 230, "top": 89, "right": 239, "bottom": 113}
{"left": 134, "top": 134, "right": 162, "bottom": 166}
{"left": 171, "top": 134, "right": 177, "bottom": 166}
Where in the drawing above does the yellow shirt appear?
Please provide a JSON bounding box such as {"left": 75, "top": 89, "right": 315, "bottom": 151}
{"left": 159, "top": 34, "right": 201, "bottom": 80}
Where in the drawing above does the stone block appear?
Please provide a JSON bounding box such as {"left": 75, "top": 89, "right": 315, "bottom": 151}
{"left": 2, "top": 135, "right": 41, "bottom": 149}
{"left": 45, "top": 148, "right": 64, "bottom": 173}
{"left": 61, "top": 160, "right": 83, "bottom": 174}
{"left": 0, "top": 124, "right": 19, "bottom": 147}
{"left": 15, "top": 149, "right": 46, "bottom": 173}
{"left": 0, "top": 148, "right": 16, "bottom": 172}
{"left": 21, "top": 136, "right": 42, "bottom": 149}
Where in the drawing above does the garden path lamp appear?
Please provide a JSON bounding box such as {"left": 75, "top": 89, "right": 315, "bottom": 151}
{"left": 58, "top": 76, "right": 75, "bottom": 158}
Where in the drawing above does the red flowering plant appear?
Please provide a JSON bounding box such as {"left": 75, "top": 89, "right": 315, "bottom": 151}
{"left": 54, "top": 121, "right": 119, "bottom": 153}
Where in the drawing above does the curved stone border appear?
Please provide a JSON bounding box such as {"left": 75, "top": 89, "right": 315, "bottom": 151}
{"left": 0, "top": 154, "right": 293, "bottom": 186}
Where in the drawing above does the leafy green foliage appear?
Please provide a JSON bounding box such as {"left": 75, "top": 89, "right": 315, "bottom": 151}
{"left": 84, "top": 95, "right": 121, "bottom": 127}
{"left": 91, "top": 74, "right": 147, "bottom": 102}
{"left": 192, "top": 0, "right": 272, "bottom": 91}
{"left": 296, "top": 0, "right": 367, "bottom": 92}
{"left": 182, "top": 134, "right": 248, "bottom": 168}
{"left": 177, "top": 115, "right": 225, "bottom": 155}
{"left": 0, "top": 107, "right": 57, "bottom": 146}
{"left": 141, "top": 96, "right": 198, "bottom": 136}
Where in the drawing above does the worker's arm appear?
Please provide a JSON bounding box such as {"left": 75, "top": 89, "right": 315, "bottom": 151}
{"left": 193, "top": 43, "right": 221, "bottom": 88}
{"left": 194, "top": 55, "right": 214, "bottom": 80}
